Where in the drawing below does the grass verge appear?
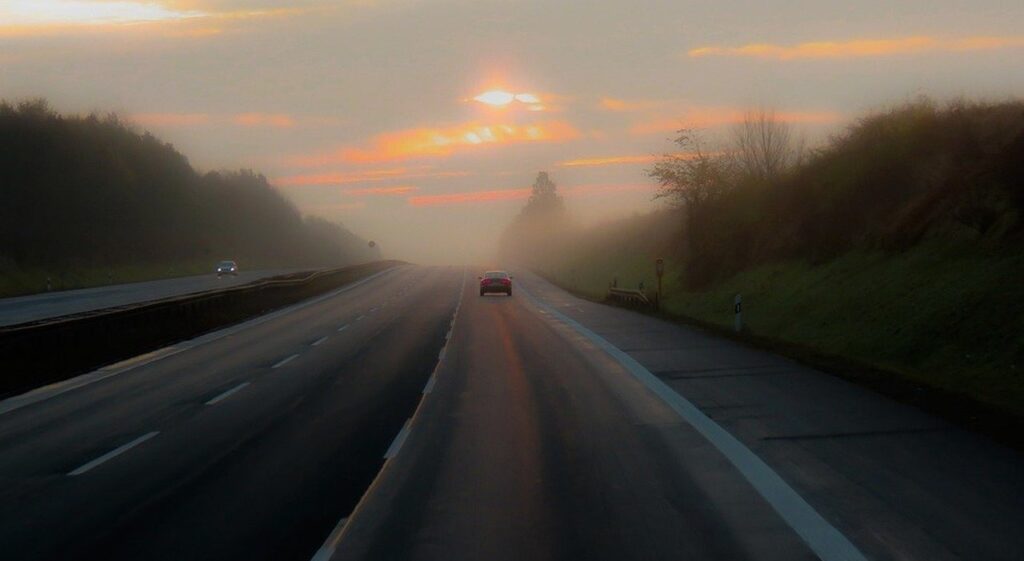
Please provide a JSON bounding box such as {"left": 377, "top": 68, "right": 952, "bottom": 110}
{"left": 538, "top": 242, "right": 1024, "bottom": 446}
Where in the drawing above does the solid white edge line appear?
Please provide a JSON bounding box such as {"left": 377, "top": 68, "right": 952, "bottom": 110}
{"left": 0, "top": 266, "right": 402, "bottom": 417}
{"left": 272, "top": 354, "right": 300, "bottom": 369}
{"left": 205, "top": 381, "right": 250, "bottom": 405}
{"left": 310, "top": 266, "right": 468, "bottom": 561}
{"left": 68, "top": 431, "right": 160, "bottom": 476}
{"left": 422, "top": 374, "right": 436, "bottom": 394}
{"left": 311, "top": 336, "right": 329, "bottom": 347}
{"left": 383, "top": 419, "right": 412, "bottom": 459}
{"left": 520, "top": 284, "right": 869, "bottom": 561}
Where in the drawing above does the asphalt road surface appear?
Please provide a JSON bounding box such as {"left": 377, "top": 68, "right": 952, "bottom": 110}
{"left": 2, "top": 265, "right": 1022, "bottom": 561}
{"left": 0, "top": 268, "right": 296, "bottom": 327}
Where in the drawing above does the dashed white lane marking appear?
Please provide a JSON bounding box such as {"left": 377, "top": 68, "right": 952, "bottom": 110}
{"left": 369, "top": 307, "right": 379, "bottom": 313}
{"left": 337, "top": 324, "right": 349, "bottom": 332}
{"left": 521, "top": 285, "right": 869, "bottom": 561}
{"left": 272, "top": 354, "right": 300, "bottom": 369}
{"left": 311, "top": 336, "right": 329, "bottom": 347}
{"left": 422, "top": 374, "right": 436, "bottom": 394}
{"left": 0, "top": 266, "right": 403, "bottom": 418}
{"left": 355, "top": 315, "right": 365, "bottom": 321}
{"left": 310, "top": 517, "right": 350, "bottom": 561}
{"left": 68, "top": 431, "right": 160, "bottom": 476}
{"left": 383, "top": 419, "right": 412, "bottom": 459}
{"left": 206, "top": 382, "right": 250, "bottom": 405}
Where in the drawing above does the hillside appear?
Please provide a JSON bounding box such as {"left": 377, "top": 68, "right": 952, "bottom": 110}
{"left": 0, "top": 100, "right": 376, "bottom": 296}
{"left": 508, "top": 99, "right": 1024, "bottom": 424}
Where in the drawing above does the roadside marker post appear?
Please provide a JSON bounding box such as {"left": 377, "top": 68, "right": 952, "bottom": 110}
{"left": 734, "top": 294, "right": 742, "bottom": 332}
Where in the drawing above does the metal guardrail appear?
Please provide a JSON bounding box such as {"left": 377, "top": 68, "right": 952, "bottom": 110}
{"left": 607, "top": 286, "right": 652, "bottom": 307}
{"left": 0, "top": 261, "right": 399, "bottom": 397}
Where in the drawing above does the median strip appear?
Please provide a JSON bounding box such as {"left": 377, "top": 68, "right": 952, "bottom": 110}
{"left": 205, "top": 382, "right": 250, "bottom": 405}
{"left": 68, "top": 431, "right": 159, "bottom": 476}
{"left": 272, "top": 354, "right": 300, "bottom": 369}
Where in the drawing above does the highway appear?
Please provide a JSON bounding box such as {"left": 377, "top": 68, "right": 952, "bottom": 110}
{"left": 2, "top": 265, "right": 1023, "bottom": 561}
{"left": 0, "top": 268, "right": 296, "bottom": 327}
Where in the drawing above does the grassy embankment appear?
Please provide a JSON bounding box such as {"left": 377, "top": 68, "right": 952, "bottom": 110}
{"left": 536, "top": 100, "right": 1024, "bottom": 424}
{"left": 546, "top": 229, "right": 1024, "bottom": 418}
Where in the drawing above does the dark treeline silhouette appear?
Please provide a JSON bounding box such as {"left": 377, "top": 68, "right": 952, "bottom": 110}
{"left": 0, "top": 100, "right": 375, "bottom": 279}
{"left": 648, "top": 99, "right": 1024, "bottom": 286}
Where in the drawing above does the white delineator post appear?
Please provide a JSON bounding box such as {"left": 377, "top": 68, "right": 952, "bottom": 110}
{"left": 734, "top": 294, "right": 742, "bottom": 333}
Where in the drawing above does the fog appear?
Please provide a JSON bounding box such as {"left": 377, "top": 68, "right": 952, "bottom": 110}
{"left": 2, "top": 0, "right": 1023, "bottom": 264}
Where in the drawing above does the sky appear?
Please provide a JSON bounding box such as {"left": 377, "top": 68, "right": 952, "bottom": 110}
{"left": 2, "top": 1, "right": 1023, "bottom": 263}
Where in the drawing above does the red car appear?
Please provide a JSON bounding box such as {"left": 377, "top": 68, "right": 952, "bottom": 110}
{"left": 479, "top": 270, "right": 512, "bottom": 296}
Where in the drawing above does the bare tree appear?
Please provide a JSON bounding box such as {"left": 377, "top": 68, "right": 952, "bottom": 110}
{"left": 647, "top": 129, "right": 734, "bottom": 212}
{"left": 730, "top": 109, "right": 803, "bottom": 181}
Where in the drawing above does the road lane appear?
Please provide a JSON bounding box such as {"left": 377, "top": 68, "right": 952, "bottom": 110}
{"left": 334, "top": 275, "right": 818, "bottom": 561}
{"left": 0, "top": 265, "right": 463, "bottom": 561}
{"left": 0, "top": 268, "right": 298, "bottom": 327}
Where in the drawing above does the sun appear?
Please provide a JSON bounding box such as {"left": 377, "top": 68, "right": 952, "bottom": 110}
{"left": 473, "top": 90, "right": 516, "bottom": 106}
{"left": 471, "top": 89, "right": 544, "bottom": 110}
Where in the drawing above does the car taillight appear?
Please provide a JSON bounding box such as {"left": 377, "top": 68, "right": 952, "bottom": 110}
{"left": 481, "top": 278, "right": 490, "bottom": 284}
{"left": 501, "top": 278, "right": 511, "bottom": 285}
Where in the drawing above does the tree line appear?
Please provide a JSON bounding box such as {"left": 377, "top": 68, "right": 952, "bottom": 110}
{"left": 501, "top": 99, "right": 1024, "bottom": 288}
{"left": 0, "top": 100, "right": 375, "bottom": 275}
{"left": 648, "top": 99, "right": 1024, "bottom": 286}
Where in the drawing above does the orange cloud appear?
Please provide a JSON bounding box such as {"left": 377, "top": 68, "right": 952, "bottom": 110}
{"left": 274, "top": 168, "right": 469, "bottom": 187}
{"left": 631, "top": 108, "right": 843, "bottom": 135}
{"left": 342, "top": 185, "right": 418, "bottom": 196}
{"left": 559, "top": 154, "right": 662, "bottom": 167}
{"left": 0, "top": 5, "right": 307, "bottom": 38}
{"left": 232, "top": 113, "right": 295, "bottom": 128}
{"left": 303, "top": 202, "right": 367, "bottom": 213}
{"left": 287, "top": 120, "right": 582, "bottom": 166}
{"left": 408, "top": 188, "right": 531, "bottom": 207}
{"left": 688, "top": 36, "right": 1024, "bottom": 60}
